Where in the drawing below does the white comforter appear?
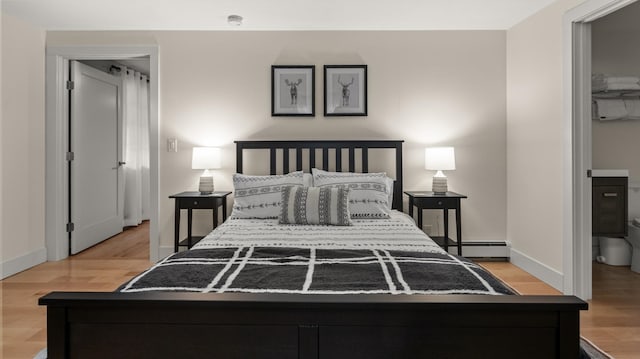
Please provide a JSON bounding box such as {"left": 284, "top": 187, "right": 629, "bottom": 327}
{"left": 193, "top": 210, "right": 445, "bottom": 254}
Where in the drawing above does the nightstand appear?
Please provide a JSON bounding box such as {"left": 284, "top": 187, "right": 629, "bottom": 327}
{"left": 404, "top": 191, "right": 467, "bottom": 255}
{"left": 169, "top": 191, "right": 232, "bottom": 252}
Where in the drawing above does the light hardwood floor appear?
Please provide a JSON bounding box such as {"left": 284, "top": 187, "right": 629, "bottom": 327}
{"left": 481, "top": 261, "right": 640, "bottom": 359}
{"left": 1, "top": 222, "right": 152, "bottom": 359}
{"left": 2, "top": 224, "right": 639, "bottom": 358}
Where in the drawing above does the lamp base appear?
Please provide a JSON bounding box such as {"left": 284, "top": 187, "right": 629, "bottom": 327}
{"left": 199, "top": 176, "right": 214, "bottom": 195}
{"left": 432, "top": 176, "right": 448, "bottom": 194}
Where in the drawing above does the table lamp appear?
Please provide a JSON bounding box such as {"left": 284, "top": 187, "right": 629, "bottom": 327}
{"left": 192, "top": 147, "right": 221, "bottom": 194}
{"left": 425, "top": 147, "right": 455, "bottom": 194}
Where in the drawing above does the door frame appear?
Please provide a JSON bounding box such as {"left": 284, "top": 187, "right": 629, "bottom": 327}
{"left": 563, "top": 0, "right": 637, "bottom": 299}
{"left": 45, "top": 45, "right": 160, "bottom": 262}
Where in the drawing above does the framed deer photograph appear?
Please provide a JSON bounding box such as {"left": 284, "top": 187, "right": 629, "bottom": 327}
{"left": 324, "top": 65, "right": 367, "bottom": 116}
{"left": 271, "top": 65, "right": 315, "bottom": 117}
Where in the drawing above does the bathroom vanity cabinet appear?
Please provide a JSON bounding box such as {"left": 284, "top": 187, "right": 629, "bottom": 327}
{"left": 593, "top": 176, "right": 628, "bottom": 237}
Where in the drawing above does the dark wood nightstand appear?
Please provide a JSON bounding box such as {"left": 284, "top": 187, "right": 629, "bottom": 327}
{"left": 169, "top": 191, "right": 232, "bottom": 252}
{"left": 404, "top": 191, "right": 467, "bottom": 255}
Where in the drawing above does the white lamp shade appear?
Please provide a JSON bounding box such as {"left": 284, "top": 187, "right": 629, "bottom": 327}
{"left": 192, "top": 147, "right": 221, "bottom": 170}
{"left": 424, "top": 147, "right": 456, "bottom": 171}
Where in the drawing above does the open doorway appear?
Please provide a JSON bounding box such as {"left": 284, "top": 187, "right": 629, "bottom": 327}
{"left": 589, "top": 2, "right": 640, "bottom": 301}
{"left": 45, "top": 45, "right": 160, "bottom": 263}
{"left": 564, "top": 0, "right": 638, "bottom": 300}
{"left": 70, "top": 58, "right": 151, "bottom": 255}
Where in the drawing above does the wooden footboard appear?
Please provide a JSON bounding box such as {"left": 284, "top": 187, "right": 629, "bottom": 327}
{"left": 40, "top": 292, "right": 587, "bottom": 359}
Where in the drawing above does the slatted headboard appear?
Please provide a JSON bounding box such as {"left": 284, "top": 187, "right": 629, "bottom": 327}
{"left": 235, "top": 140, "right": 404, "bottom": 210}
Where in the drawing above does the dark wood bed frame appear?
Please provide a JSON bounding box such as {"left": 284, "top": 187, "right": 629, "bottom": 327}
{"left": 40, "top": 140, "right": 587, "bottom": 359}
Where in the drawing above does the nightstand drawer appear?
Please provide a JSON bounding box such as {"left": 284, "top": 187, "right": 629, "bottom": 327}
{"left": 177, "top": 197, "right": 215, "bottom": 209}
{"left": 416, "top": 197, "right": 458, "bottom": 208}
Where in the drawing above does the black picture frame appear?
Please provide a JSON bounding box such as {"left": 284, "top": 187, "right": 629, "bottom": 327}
{"left": 271, "top": 65, "right": 315, "bottom": 117}
{"left": 324, "top": 65, "right": 367, "bottom": 116}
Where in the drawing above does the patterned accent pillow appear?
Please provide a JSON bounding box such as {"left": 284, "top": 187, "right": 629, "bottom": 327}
{"left": 279, "top": 186, "right": 352, "bottom": 226}
{"left": 231, "top": 171, "right": 304, "bottom": 219}
{"left": 312, "top": 168, "right": 392, "bottom": 219}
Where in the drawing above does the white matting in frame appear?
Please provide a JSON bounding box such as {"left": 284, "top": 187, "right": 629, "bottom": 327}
{"left": 324, "top": 65, "right": 367, "bottom": 116}
{"left": 272, "top": 65, "right": 315, "bottom": 117}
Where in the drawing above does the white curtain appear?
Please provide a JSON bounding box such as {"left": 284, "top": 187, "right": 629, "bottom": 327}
{"left": 122, "top": 68, "right": 150, "bottom": 227}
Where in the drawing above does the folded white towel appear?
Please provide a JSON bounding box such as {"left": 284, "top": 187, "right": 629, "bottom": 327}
{"left": 592, "top": 74, "right": 640, "bottom": 92}
{"left": 624, "top": 99, "right": 640, "bottom": 120}
{"left": 595, "top": 99, "right": 628, "bottom": 120}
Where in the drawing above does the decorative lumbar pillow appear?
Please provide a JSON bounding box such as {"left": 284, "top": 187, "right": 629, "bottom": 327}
{"left": 279, "top": 186, "right": 352, "bottom": 226}
{"left": 311, "top": 168, "right": 392, "bottom": 219}
{"left": 231, "top": 171, "right": 304, "bottom": 219}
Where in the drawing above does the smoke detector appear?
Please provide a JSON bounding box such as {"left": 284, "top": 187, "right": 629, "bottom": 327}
{"left": 227, "top": 15, "right": 243, "bottom": 26}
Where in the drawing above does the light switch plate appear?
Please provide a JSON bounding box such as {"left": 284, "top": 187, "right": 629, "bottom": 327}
{"left": 167, "top": 138, "right": 178, "bottom": 152}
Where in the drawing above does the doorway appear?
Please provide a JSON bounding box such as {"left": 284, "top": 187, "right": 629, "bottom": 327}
{"left": 69, "top": 60, "right": 124, "bottom": 254}
{"left": 69, "top": 58, "right": 153, "bottom": 255}
{"left": 564, "top": 0, "right": 638, "bottom": 300}
{"left": 589, "top": 2, "right": 640, "bottom": 302}
{"left": 45, "top": 45, "right": 160, "bottom": 263}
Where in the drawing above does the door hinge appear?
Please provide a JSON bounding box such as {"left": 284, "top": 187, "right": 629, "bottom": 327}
{"left": 587, "top": 169, "right": 592, "bottom": 178}
{"left": 66, "top": 80, "right": 74, "bottom": 90}
{"left": 66, "top": 151, "right": 74, "bottom": 161}
{"left": 66, "top": 222, "right": 75, "bottom": 233}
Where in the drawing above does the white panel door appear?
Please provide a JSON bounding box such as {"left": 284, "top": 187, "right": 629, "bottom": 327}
{"left": 70, "top": 61, "right": 124, "bottom": 254}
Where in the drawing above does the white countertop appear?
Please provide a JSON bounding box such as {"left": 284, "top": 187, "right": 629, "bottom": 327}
{"left": 592, "top": 169, "right": 629, "bottom": 177}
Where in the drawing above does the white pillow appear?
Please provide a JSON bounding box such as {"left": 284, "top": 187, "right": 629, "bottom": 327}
{"left": 303, "top": 173, "right": 313, "bottom": 187}
{"left": 231, "top": 171, "right": 304, "bottom": 219}
{"left": 385, "top": 177, "right": 394, "bottom": 208}
{"left": 311, "top": 168, "right": 392, "bottom": 219}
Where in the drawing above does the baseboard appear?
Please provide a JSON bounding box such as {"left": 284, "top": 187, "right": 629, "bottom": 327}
{"left": 509, "top": 248, "right": 564, "bottom": 292}
{"left": 1, "top": 248, "right": 47, "bottom": 280}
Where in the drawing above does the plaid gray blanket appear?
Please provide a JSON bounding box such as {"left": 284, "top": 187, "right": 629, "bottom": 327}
{"left": 121, "top": 213, "right": 512, "bottom": 295}
{"left": 120, "top": 246, "right": 513, "bottom": 295}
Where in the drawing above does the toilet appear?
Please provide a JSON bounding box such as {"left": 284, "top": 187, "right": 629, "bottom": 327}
{"left": 598, "top": 219, "right": 640, "bottom": 273}
{"left": 628, "top": 219, "right": 640, "bottom": 273}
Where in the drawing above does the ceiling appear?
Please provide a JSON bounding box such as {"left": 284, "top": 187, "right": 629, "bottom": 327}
{"left": 2, "top": 0, "right": 559, "bottom": 31}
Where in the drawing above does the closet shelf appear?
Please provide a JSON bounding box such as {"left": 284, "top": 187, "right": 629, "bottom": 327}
{"left": 592, "top": 90, "right": 640, "bottom": 99}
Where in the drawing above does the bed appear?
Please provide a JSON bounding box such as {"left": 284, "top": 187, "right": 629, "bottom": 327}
{"left": 40, "top": 140, "right": 587, "bottom": 359}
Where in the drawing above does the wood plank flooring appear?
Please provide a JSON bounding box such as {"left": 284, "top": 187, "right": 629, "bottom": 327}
{"left": 481, "top": 261, "right": 640, "bottom": 359}
{"left": 1, "top": 222, "right": 151, "bottom": 359}
{"left": 2, "top": 223, "right": 639, "bottom": 358}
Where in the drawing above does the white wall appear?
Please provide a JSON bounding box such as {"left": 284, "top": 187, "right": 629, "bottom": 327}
{"left": 4, "top": 0, "right": 602, "bottom": 291}
{"left": 506, "top": 0, "right": 586, "bottom": 288}
{"left": 591, "top": 2, "right": 640, "bottom": 185}
{"left": 47, "top": 30, "right": 507, "bottom": 253}
{"left": 1, "top": 9, "right": 3, "bottom": 279}
{"left": 1, "top": 14, "right": 47, "bottom": 277}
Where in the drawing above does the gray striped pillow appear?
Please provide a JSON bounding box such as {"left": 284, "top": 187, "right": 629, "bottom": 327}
{"left": 279, "top": 186, "right": 352, "bottom": 226}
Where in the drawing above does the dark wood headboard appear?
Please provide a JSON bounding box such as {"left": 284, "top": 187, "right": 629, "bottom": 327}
{"left": 235, "top": 140, "right": 404, "bottom": 210}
